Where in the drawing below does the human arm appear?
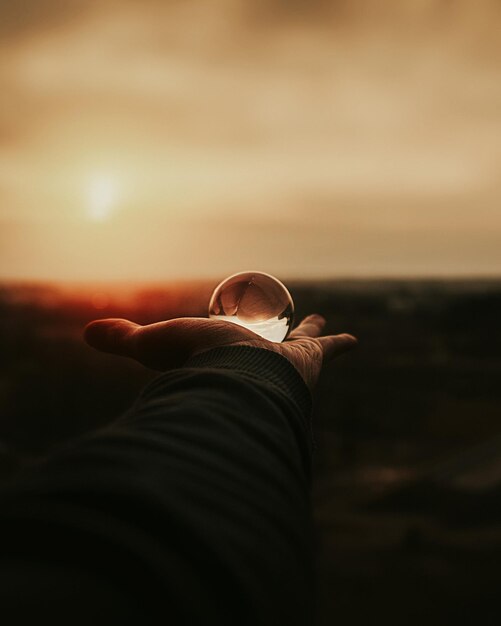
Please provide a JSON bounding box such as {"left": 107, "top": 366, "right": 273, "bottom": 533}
{"left": 0, "top": 315, "right": 356, "bottom": 625}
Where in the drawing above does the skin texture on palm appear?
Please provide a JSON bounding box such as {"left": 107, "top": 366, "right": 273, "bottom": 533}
{"left": 84, "top": 314, "right": 357, "bottom": 390}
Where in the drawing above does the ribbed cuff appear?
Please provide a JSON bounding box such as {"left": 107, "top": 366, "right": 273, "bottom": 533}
{"left": 185, "top": 345, "right": 312, "bottom": 418}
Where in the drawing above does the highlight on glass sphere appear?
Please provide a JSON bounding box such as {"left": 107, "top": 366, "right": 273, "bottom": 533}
{"left": 208, "top": 271, "right": 294, "bottom": 343}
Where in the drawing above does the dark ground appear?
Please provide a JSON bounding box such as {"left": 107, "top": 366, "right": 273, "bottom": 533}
{"left": 1, "top": 278, "right": 500, "bottom": 625}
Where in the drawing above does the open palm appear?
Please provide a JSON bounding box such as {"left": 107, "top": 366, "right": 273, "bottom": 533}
{"left": 84, "top": 314, "right": 357, "bottom": 390}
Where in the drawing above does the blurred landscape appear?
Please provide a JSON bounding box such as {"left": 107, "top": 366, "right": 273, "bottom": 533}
{"left": 1, "top": 277, "right": 500, "bottom": 624}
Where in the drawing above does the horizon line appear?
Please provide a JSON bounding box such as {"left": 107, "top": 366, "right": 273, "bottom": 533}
{"left": 1, "top": 274, "right": 501, "bottom": 288}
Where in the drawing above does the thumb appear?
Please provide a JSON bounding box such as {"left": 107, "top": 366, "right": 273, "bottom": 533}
{"left": 84, "top": 318, "right": 140, "bottom": 357}
{"left": 318, "top": 333, "right": 358, "bottom": 363}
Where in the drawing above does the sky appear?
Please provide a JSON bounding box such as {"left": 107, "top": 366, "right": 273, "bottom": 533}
{"left": 0, "top": 0, "right": 500, "bottom": 281}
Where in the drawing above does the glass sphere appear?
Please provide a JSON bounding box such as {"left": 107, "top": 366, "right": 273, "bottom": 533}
{"left": 209, "top": 271, "right": 294, "bottom": 343}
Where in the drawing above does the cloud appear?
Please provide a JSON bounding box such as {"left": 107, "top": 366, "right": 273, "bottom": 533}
{"left": 0, "top": 0, "right": 500, "bottom": 278}
{"left": 0, "top": 0, "right": 96, "bottom": 42}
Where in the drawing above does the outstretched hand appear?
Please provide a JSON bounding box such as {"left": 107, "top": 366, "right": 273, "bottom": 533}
{"left": 84, "top": 314, "right": 357, "bottom": 391}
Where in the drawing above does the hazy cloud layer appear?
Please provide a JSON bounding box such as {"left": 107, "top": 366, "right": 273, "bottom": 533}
{"left": 0, "top": 0, "right": 500, "bottom": 279}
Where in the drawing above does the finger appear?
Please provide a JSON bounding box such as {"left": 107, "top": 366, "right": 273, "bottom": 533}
{"left": 318, "top": 333, "right": 358, "bottom": 362}
{"left": 84, "top": 318, "right": 140, "bottom": 356}
{"left": 288, "top": 314, "right": 326, "bottom": 339}
{"left": 86, "top": 317, "right": 263, "bottom": 370}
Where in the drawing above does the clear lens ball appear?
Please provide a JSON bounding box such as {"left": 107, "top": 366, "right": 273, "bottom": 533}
{"left": 208, "top": 271, "right": 294, "bottom": 343}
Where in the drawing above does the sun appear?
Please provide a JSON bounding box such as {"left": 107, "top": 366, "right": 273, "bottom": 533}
{"left": 86, "top": 175, "right": 118, "bottom": 222}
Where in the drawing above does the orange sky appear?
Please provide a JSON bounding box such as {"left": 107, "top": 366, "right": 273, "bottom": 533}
{"left": 1, "top": 0, "right": 500, "bottom": 281}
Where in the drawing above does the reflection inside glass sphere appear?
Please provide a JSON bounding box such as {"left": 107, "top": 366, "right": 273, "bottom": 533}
{"left": 208, "top": 271, "right": 294, "bottom": 342}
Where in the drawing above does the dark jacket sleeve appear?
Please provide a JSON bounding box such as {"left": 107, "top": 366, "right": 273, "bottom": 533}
{"left": 0, "top": 346, "right": 315, "bottom": 626}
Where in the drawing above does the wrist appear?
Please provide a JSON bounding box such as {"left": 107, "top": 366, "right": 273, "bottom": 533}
{"left": 185, "top": 345, "right": 312, "bottom": 418}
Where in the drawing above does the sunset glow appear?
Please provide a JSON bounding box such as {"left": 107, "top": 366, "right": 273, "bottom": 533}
{"left": 86, "top": 175, "right": 118, "bottom": 222}
{"left": 0, "top": 1, "right": 500, "bottom": 281}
